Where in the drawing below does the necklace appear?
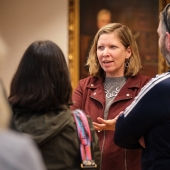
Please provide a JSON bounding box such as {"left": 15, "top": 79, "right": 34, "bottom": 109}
{"left": 104, "top": 78, "right": 126, "bottom": 99}
{"left": 104, "top": 85, "right": 121, "bottom": 98}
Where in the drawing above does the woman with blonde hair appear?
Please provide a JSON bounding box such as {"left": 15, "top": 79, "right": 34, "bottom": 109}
{"left": 71, "top": 23, "right": 151, "bottom": 170}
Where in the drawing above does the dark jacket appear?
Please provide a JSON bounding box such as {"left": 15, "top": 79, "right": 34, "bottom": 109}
{"left": 13, "top": 108, "right": 101, "bottom": 170}
{"left": 71, "top": 74, "right": 151, "bottom": 170}
{"left": 114, "top": 72, "right": 170, "bottom": 170}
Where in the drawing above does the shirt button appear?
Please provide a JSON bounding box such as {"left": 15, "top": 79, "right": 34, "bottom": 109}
{"left": 93, "top": 92, "right": 96, "bottom": 95}
{"left": 91, "top": 84, "right": 94, "bottom": 86}
{"left": 126, "top": 94, "right": 130, "bottom": 96}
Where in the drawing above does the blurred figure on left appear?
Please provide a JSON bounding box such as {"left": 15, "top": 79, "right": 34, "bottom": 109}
{"left": 0, "top": 37, "right": 46, "bottom": 170}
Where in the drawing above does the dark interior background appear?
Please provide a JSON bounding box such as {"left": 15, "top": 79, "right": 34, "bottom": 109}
{"left": 79, "top": 0, "right": 159, "bottom": 79}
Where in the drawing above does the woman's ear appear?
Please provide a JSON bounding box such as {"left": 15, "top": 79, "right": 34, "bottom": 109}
{"left": 126, "top": 46, "right": 132, "bottom": 59}
{"left": 166, "top": 32, "right": 170, "bottom": 50}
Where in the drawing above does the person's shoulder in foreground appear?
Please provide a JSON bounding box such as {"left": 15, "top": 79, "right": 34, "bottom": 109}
{"left": 114, "top": 71, "right": 170, "bottom": 169}
{"left": 0, "top": 129, "right": 46, "bottom": 170}
{"left": 114, "top": 71, "right": 170, "bottom": 142}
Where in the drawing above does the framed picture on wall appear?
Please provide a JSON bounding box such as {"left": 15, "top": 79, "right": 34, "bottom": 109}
{"left": 69, "top": 0, "right": 169, "bottom": 90}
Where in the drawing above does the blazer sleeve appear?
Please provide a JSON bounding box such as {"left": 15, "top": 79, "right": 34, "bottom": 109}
{"left": 114, "top": 77, "right": 170, "bottom": 149}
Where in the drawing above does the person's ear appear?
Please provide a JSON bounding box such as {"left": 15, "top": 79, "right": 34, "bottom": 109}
{"left": 126, "top": 46, "right": 132, "bottom": 59}
{"left": 166, "top": 32, "right": 170, "bottom": 49}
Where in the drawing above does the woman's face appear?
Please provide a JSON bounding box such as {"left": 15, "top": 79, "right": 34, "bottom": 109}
{"left": 97, "top": 32, "right": 131, "bottom": 77}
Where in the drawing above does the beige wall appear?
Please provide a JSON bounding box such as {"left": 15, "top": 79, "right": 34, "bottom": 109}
{"left": 0, "top": 0, "right": 68, "bottom": 95}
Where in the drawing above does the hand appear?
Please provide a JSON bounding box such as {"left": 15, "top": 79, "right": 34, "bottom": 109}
{"left": 93, "top": 117, "right": 117, "bottom": 131}
{"left": 139, "top": 136, "right": 145, "bottom": 148}
{"left": 93, "top": 111, "right": 123, "bottom": 132}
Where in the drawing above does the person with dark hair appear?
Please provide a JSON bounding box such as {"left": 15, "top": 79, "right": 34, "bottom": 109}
{"left": 71, "top": 23, "right": 151, "bottom": 170}
{"left": 94, "top": 3, "right": 170, "bottom": 170}
{"left": 8, "top": 40, "right": 101, "bottom": 170}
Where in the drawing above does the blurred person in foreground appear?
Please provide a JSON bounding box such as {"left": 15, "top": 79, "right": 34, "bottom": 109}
{"left": 71, "top": 23, "right": 151, "bottom": 170}
{"left": 94, "top": 3, "right": 170, "bottom": 170}
{"left": 0, "top": 37, "right": 46, "bottom": 170}
{"left": 8, "top": 40, "right": 101, "bottom": 170}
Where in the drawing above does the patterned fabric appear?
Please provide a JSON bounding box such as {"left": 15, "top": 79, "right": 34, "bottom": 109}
{"left": 72, "top": 109, "right": 97, "bottom": 169}
{"left": 72, "top": 109, "right": 92, "bottom": 160}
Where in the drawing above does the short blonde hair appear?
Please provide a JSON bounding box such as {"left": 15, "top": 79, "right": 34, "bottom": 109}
{"left": 86, "top": 23, "right": 142, "bottom": 78}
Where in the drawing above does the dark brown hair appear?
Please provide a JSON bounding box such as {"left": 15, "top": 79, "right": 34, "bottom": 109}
{"left": 8, "top": 40, "right": 72, "bottom": 112}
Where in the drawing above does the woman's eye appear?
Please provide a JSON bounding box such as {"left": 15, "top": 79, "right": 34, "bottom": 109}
{"left": 98, "top": 46, "right": 104, "bottom": 50}
{"left": 110, "top": 45, "right": 116, "bottom": 49}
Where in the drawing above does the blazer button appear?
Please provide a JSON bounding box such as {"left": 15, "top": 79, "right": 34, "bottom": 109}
{"left": 93, "top": 92, "right": 96, "bottom": 95}
{"left": 126, "top": 94, "right": 130, "bottom": 96}
{"left": 91, "top": 84, "right": 94, "bottom": 86}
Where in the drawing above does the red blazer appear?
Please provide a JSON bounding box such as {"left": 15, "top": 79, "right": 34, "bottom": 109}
{"left": 71, "top": 73, "right": 151, "bottom": 170}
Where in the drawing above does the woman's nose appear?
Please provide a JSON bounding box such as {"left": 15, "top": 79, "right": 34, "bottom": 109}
{"left": 103, "top": 48, "right": 109, "bottom": 56}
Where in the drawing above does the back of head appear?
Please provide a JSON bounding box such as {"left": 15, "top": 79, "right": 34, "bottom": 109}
{"left": 159, "top": 3, "right": 170, "bottom": 65}
{"left": 9, "top": 40, "right": 72, "bottom": 112}
{"left": 87, "top": 23, "right": 142, "bottom": 78}
{"left": 160, "top": 3, "right": 170, "bottom": 34}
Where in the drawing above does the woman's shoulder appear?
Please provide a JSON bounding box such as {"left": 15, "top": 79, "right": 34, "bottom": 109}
{"left": 79, "top": 76, "right": 97, "bottom": 83}
{"left": 130, "top": 73, "right": 151, "bottom": 81}
{"left": 126, "top": 73, "right": 151, "bottom": 88}
{"left": 78, "top": 76, "right": 103, "bottom": 87}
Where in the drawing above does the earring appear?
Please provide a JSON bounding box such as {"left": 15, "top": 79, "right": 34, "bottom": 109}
{"left": 125, "top": 58, "right": 130, "bottom": 68}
